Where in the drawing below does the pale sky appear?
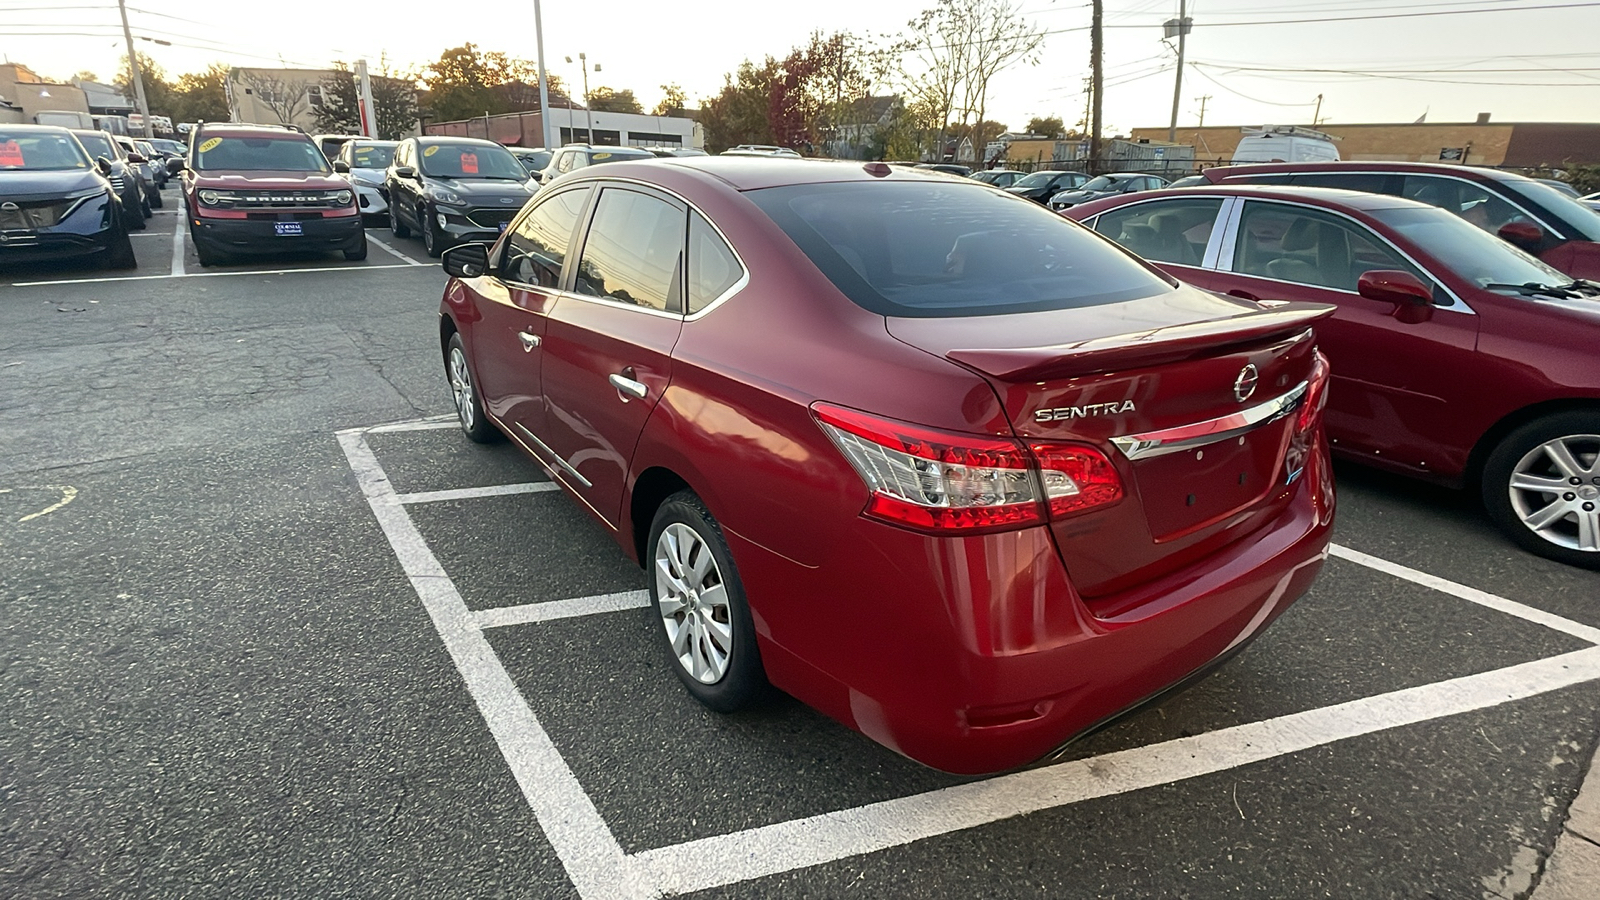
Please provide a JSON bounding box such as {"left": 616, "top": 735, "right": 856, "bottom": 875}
{"left": 4, "top": 0, "right": 1598, "bottom": 133}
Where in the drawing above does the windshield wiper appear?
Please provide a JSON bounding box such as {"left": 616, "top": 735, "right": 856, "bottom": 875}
{"left": 1481, "top": 282, "right": 1581, "bottom": 299}
{"left": 1556, "top": 278, "right": 1600, "bottom": 296}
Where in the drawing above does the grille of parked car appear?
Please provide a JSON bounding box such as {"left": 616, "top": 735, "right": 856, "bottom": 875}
{"left": 108, "top": 176, "right": 126, "bottom": 192}
{"left": 0, "top": 198, "right": 80, "bottom": 229}
{"left": 466, "top": 208, "right": 519, "bottom": 229}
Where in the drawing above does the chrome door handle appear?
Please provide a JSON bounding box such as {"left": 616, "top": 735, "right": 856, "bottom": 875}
{"left": 518, "top": 331, "right": 540, "bottom": 352}
{"left": 609, "top": 373, "right": 647, "bottom": 401}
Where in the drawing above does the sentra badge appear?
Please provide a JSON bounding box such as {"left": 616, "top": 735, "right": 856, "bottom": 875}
{"left": 1034, "top": 400, "right": 1137, "bottom": 422}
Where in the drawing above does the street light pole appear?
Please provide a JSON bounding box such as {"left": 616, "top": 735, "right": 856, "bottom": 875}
{"left": 117, "top": 0, "right": 153, "bottom": 139}
{"left": 532, "top": 0, "right": 552, "bottom": 149}
{"left": 580, "top": 53, "right": 593, "bottom": 142}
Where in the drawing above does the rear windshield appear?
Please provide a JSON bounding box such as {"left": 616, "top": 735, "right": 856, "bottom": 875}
{"left": 1013, "top": 171, "right": 1066, "bottom": 189}
{"left": 0, "top": 131, "right": 91, "bottom": 171}
{"left": 419, "top": 142, "right": 526, "bottom": 180}
{"left": 747, "top": 181, "right": 1174, "bottom": 317}
{"left": 195, "top": 135, "right": 330, "bottom": 173}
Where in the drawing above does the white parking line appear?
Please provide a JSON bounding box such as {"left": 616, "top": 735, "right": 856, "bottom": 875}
{"left": 338, "top": 417, "right": 1600, "bottom": 900}
{"left": 395, "top": 482, "right": 559, "bottom": 505}
{"left": 343, "top": 416, "right": 457, "bottom": 435}
{"left": 474, "top": 591, "right": 651, "bottom": 629}
{"left": 9, "top": 263, "right": 413, "bottom": 287}
{"left": 338, "top": 430, "right": 633, "bottom": 899}
{"left": 170, "top": 223, "right": 185, "bottom": 277}
{"left": 1331, "top": 544, "right": 1600, "bottom": 644}
{"left": 367, "top": 233, "right": 427, "bottom": 266}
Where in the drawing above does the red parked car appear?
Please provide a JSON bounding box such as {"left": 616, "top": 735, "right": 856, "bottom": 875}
{"left": 179, "top": 123, "right": 367, "bottom": 267}
{"left": 1199, "top": 161, "right": 1600, "bottom": 281}
{"left": 1066, "top": 184, "right": 1600, "bottom": 568}
{"left": 437, "top": 159, "right": 1335, "bottom": 774}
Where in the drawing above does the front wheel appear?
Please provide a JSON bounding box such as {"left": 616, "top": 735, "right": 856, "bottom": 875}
{"left": 649, "top": 491, "right": 770, "bottom": 712}
{"left": 445, "top": 333, "right": 499, "bottom": 443}
{"left": 148, "top": 186, "right": 163, "bottom": 209}
{"left": 1482, "top": 411, "right": 1600, "bottom": 569}
{"left": 102, "top": 227, "right": 137, "bottom": 270}
{"left": 343, "top": 232, "right": 368, "bottom": 261}
{"left": 422, "top": 209, "right": 443, "bottom": 258}
{"left": 389, "top": 202, "right": 411, "bottom": 238}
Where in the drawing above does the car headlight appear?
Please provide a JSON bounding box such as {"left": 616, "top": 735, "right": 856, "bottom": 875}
{"left": 64, "top": 186, "right": 109, "bottom": 201}
{"left": 353, "top": 171, "right": 384, "bottom": 187}
{"left": 198, "top": 189, "right": 239, "bottom": 207}
{"left": 325, "top": 189, "right": 354, "bottom": 206}
{"left": 429, "top": 186, "right": 465, "bottom": 206}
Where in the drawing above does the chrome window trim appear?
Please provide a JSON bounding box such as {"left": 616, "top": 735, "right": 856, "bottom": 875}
{"left": 1215, "top": 195, "right": 1246, "bottom": 270}
{"left": 1215, "top": 197, "right": 1473, "bottom": 314}
{"left": 1112, "top": 380, "right": 1308, "bottom": 461}
{"left": 1202, "top": 197, "right": 1238, "bottom": 268}
{"left": 1247, "top": 170, "right": 1565, "bottom": 240}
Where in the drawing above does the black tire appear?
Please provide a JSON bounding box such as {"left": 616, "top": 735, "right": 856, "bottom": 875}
{"left": 343, "top": 233, "right": 368, "bottom": 261}
{"left": 141, "top": 195, "right": 152, "bottom": 219}
{"left": 124, "top": 197, "right": 146, "bottom": 231}
{"left": 1481, "top": 410, "right": 1600, "bottom": 569}
{"left": 192, "top": 231, "right": 224, "bottom": 268}
{"left": 102, "top": 226, "right": 137, "bottom": 270}
{"left": 422, "top": 208, "right": 443, "bottom": 258}
{"left": 148, "top": 186, "right": 163, "bottom": 209}
{"left": 445, "top": 333, "right": 499, "bottom": 443}
{"left": 389, "top": 202, "right": 410, "bottom": 238}
{"left": 647, "top": 491, "right": 770, "bottom": 712}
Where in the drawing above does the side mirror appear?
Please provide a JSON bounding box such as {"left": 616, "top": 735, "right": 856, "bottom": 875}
{"left": 1357, "top": 270, "right": 1433, "bottom": 305}
{"left": 1497, "top": 220, "right": 1544, "bottom": 253}
{"left": 167, "top": 158, "right": 186, "bottom": 175}
{"left": 333, "top": 160, "right": 350, "bottom": 173}
{"left": 394, "top": 166, "right": 416, "bottom": 179}
{"left": 95, "top": 156, "right": 112, "bottom": 176}
{"left": 442, "top": 242, "right": 491, "bottom": 279}
{"left": 126, "top": 153, "right": 147, "bottom": 164}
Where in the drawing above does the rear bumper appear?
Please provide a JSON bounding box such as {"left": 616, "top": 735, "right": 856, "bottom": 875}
{"left": 737, "top": 434, "right": 1335, "bottom": 775}
{"left": 190, "top": 213, "right": 365, "bottom": 255}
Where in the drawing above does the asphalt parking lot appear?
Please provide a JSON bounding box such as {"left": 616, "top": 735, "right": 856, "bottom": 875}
{"left": 3, "top": 203, "right": 1599, "bottom": 899}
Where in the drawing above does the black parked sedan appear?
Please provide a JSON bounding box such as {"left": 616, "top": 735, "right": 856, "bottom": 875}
{"left": 70, "top": 128, "right": 148, "bottom": 230}
{"left": 1004, "top": 169, "right": 1089, "bottom": 204}
{"left": 0, "top": 124, "right": 136, "bottom": 270}
{"left": 385, "top": 137, "right": 537, "bottom": 257}
{"left": 1046, "top": 172, "right": 1168, "bottom": 210}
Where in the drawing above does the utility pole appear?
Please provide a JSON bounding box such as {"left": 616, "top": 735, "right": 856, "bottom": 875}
{"left": 1195, "top": 94, "right": 1211, "bottom": 128}
{"left": 1312, "top": 93, "right": 1323, "bottom": 126}
{"left": 1165, "top": 1, "right": 1193, "bottom": 143}
{"left": 1090, "top": 0, "right": 1103, "bottom": 175}
{"left": 116, "top": 0, "right": 153, "bottom": 139}
{"left": 354, "top": 59, "right": 377, "bottom": 138}
{"left": 532, "top": 0, "right": 552, "bottom": 149}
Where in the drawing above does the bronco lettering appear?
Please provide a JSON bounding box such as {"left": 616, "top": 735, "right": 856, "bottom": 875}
{"left": 1034, "top": 400, "right": 1138, "bottom": 422}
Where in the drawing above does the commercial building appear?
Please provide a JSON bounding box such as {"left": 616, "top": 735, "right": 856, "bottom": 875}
{"left": 0, "top": 62, "right": 89, "bottom": 124}
{"left": 1130, "top": 117, "right": 1600, "bottom": 169}
{"left": 425, "top": 106, "right": 700, "bottom": 151}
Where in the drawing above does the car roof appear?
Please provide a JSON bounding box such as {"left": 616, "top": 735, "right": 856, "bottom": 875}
{"left": 1, "top": 123, "right": 71, "bottom": 134}
{"left": 417, "top": 135, "right": 504, "bottom": 147}
{"left": 582, "top": 156, "right": 1000, "bottom": 192}
{"left": 1106, "top": 183, "right": 1436, "bottom": 211}
{"left": 1205, "top": 160, "right": 1526, "bottom": 184}
{"left": 196, "top": 124, "right": 310, "bottom": 138}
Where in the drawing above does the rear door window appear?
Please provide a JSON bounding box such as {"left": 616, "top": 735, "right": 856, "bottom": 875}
{"left": 1093, "top": 197, "right": 1224, "bottom": 267}
{"left": 747, "top": 181, "right": 1173, "bottom": 318}
{"left": 572, "top": 187, "right": 686, "bottom": 313}
{"left": 503, "top": 186, "right": 592, "bottom": 288}
{"left": 1286, "top": 172, "right": 1399, "bottom": 194}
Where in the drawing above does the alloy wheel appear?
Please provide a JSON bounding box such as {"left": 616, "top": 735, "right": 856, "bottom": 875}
{"left": 448, "top": 345, "right": 476, "bottom": 432}
{"left": 655, "top": 522, "right": 733, "bottom": 684}
{"left": 1507, "top": 433, "right": 1600, "bottom": 552}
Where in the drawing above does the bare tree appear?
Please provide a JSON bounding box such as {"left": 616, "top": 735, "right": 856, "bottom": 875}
{"left": 237, "top": 70, "right": 313, "bottom": 125}
{"left": 888, "top": 0, "right": 1044, "bottom": 160}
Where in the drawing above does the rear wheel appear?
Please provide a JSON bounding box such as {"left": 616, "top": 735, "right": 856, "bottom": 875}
{"left": 446, "top": 333, "right": 499, "bottom": 443}
{"left": 1482, "top": 411, "right": 1600, "bottom": 569}
{"left": 648, "top": 491, "right": 769, "bottom": 712}
{"left": 389, "top": 203, "right": 410, "bottom": 238}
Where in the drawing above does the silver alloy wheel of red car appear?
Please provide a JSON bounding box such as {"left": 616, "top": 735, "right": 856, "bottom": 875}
{"left": 1507, "top": 433, "right": 1600, "bottom": 553}
{"left": 655, "top": 522, "right": 733, "bottom": 684}
{"left": 448, "top": 345, "right": 474, "bottom": 431}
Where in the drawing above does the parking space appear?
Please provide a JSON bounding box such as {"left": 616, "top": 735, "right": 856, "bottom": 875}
{"left": 338, "top": 416, "right": 1600, "bottom": 899}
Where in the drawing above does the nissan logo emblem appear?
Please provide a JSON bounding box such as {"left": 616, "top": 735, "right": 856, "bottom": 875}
{"left": 1234, "top": 364, "right": 1260, "bottom": 403}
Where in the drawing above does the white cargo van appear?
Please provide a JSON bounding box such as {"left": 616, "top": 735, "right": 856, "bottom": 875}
{"left": 33, "top": 110, "right": 95, "bottom": 129}
{"left": 1232, "top": 125, "right": 1340, "bottom": 164}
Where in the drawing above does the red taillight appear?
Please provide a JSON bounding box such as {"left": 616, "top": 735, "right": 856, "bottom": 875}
{"left": 813, "top": 403, "right": 1122, "bottom": 534}
{"left": 1296, "top": 350, "right": 1331, "bottom": 433}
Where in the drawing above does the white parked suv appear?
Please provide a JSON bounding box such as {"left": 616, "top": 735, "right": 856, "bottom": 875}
{"left": 333, "top": 139, "right": 399, "bottom": 223}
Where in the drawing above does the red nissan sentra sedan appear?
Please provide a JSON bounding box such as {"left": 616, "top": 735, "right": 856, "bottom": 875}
{"left": 1065, "top": 184, "right": 1600, "bottom": 568}
{"left": 436, "top": 158, "right": 1336, "bottom": 774}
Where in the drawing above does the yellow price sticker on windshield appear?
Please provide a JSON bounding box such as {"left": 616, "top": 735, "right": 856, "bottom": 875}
{"left": 593, "top": 152, "right": 612, "bottom": 160}
{"left": 199, "top": 137, "right": 222, "bottom": 153}
{"left": 423, "top": 145, "right": 439, "bottom": 157}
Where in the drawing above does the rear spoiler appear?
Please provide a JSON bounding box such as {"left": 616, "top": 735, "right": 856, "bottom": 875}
{"left": 946, "top": 302, "right": 1335, "bottom": 381}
